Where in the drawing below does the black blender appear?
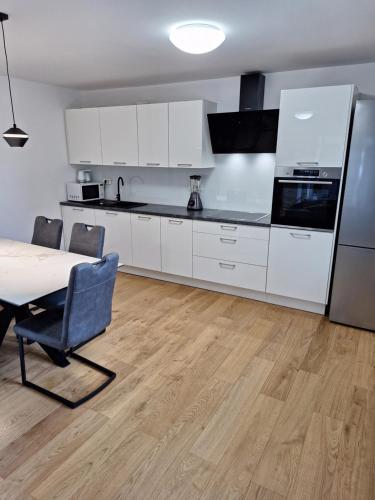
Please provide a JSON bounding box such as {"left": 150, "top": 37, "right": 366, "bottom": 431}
{"left": 187, "top": 175, "right": 203, "bottom": 211}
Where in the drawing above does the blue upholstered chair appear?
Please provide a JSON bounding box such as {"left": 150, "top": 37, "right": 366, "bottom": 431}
{"left": 14, "top": 252, "right": 119, "bottom": 408}
{"left": 33, "top": 223, "right": 105, "bottom": 310}
{"left": 31, "top": 216, "right": 63, "bottom": 250}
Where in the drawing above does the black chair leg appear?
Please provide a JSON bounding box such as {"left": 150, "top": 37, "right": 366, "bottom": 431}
{"left": 17, "top": 337, "right": 116, "bottom": 409}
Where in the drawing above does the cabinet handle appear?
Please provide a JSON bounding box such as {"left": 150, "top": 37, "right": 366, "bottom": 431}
{"left": 146, "top": 162, "right": 160, "bottom": 166}
{"left": 290, "top": 232, "right": 311, "bottom": 239}
{"left": 220, "top": 237, "right": 237, "bottom": 244}
{"left": 220, "top": 225, "right": 237, "bottom": 231}
{"left": 105, "top": 212, "right": 118, "bottom": 216}
{"left": 296, "top": 161, "right": 319, "bottom": 165}
{"left": 138, "top": 215, "right": 151, "bottom": 221}
{"left": 219, "top": 262, "right": 236, "bottom": 270}
{"left": 72, "top": 208, "right": 84, "bottom": 212}
{"left": 113, "top": 161, "right": 127, "bottom": 165}
{"left": 177, "top": 163, "right": 193, "bottom": 167}
{"left": 79, "top": 160, "right": 91, "bottom": 164}
{"left": 169, "top": 219, "right": 183, "bottom": 225}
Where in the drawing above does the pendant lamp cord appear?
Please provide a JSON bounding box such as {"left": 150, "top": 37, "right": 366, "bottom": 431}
{"left": 1, "top": 19, "right": 16, "bottom": 127}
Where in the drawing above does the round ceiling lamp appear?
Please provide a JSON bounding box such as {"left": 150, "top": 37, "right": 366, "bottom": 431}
{"left": 169, "top": 23, "right": 225, "bottom": 54}
{"left": 0, "top": 12, "right": 29, "bottom": 147}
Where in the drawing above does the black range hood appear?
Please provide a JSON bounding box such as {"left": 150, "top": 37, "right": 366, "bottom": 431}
{"left": 208, "top": 73, "right": 279, "bottom": 154}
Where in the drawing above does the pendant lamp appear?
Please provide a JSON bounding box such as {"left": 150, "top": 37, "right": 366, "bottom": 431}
{"left": 0, "top": 12, "right": 28, "bottom": 147}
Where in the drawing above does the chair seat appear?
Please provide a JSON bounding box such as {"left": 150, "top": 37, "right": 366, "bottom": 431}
{"left": 14, "top": 309, "right": 66, "bottom": 350}
{"left": 33, "top": 288, "right": 67, "bottom": 310}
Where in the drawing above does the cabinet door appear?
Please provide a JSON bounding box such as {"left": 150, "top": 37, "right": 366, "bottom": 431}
{"left": 137, "top": 103, "right": 169, "bottom": 167}
{"left": 100, "top": 106, "right": 138, "bottom": 167}
{"left": 276, "top": 85, "right": 353, "bottom": 168}
{"left": 131, "top": 214, "right": 161, "bottom": 271}
{"left": 169, "top": 101, "right": 203, "bottom": 168}
{"left": 61, "top": 206, "right": 96, "bottom": 250}
{"left": 161, "top": 218, "right": 192, "bottom": 277}
{"left": 65, "top": 108, "right": 102, "bottom": 165}
{"left": 266, "top": 227, "right": 333, "bottom": 303}
{"left": 94, "top": 210, "right": 132, "bottom": 265}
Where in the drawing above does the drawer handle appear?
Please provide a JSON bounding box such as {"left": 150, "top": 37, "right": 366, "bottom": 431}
{"left": 169, "top": 219, "right": 183, "bottom": 225}
{"left": 219, "top": 262, "right": 236, "bottom": 270}
{"left": 138, "top": 215, "right": 151, "bottom": 221}
{"left": 105, "top": 212, "right": 118, "bottom": 216}
{"left": 220, "top": 237, "right": 237, "bottom": 244}
{"left": 296, "top": 161, "right": 319, "bottom": 165}
{"left": 220, "top": 225, "right": 237, "bottom": 231}
{"left": 290, "top": 232, "right": 311, "bottom": 239}
{"left": 177, "top": 163, "right": 193, "bottom": 167}
{"left": 113, "top": 161, "right": 127, "bottom": 165}
{"left": 79, "top": 160, "right": 91, "bottom": 164}
{"left": 146, "top": 162, "right": 160, "bottom": 166}
{"left": 72, "top": 208, "right": 84, "bottom": 212}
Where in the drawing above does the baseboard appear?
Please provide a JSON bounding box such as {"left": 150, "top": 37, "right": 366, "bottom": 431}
{"left": 118, "top": 266, "right": 326, "bottom": 315}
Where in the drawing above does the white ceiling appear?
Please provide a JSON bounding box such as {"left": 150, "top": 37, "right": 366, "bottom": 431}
{"left": 1, "top": 0, "right": 375, "bottom": 90}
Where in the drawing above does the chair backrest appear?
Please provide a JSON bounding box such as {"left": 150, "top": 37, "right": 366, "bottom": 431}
{"left": 31, "top": 216, "right": 63, "bottom": 249}
{"left": 62, "top": 253, "right": 119, "bottom": 348}
{"left": 69, "top": 223, "right": 105, "bottom": 258}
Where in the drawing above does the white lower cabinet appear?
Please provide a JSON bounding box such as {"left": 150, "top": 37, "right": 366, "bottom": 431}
{"left": 94, "top": 210, "right": 132, "bottom": 265}
{"left": 193, "top": 257, "right": 266, "bottom": 291}
{"left": 131, "top": 214, "right": 161, "bottom": 271}
{"left": 161, "top": 218, "right": 192, "bottom": 277}
{"left": 61, "top": 206, "right": 96, "bottom": 250}
{"left": 266, "top": 227, "right": 334, "bottom": 303}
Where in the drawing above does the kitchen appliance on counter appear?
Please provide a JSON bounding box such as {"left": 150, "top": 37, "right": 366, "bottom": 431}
{"left": 330, "top": 100, "right": 375, "bottom": 331}
{"left": 66, "top": 182, "right": 104, "bottom": 202}
{"left": 271, "top": 167, "right": 341, "bottom": 230}
{"left": 187, "top": 175, "right": 203, "bottom": 211}
{"left": 77, "top": 169, "right": 92, "bottom": 183}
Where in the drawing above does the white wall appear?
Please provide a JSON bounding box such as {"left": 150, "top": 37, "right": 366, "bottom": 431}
{"left": 0, "top": 76, "right": 80, "bottom": 241}
{"left": 79, "top": 61, "right": 375, "bottom": 213}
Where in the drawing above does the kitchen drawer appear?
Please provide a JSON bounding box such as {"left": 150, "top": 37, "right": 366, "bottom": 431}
{"left": 193, "top": 232, "right": 268, "bottom": 266}
{"left": 192, "top": 220, "right": 269, "bottom": 240}
{"left": 193, "top": 256, "right": 266, "bottom": 291}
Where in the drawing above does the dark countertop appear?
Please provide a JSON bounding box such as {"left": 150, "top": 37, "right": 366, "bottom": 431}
{"left": 60, "top": 200, "right": 271, "bottom": 227}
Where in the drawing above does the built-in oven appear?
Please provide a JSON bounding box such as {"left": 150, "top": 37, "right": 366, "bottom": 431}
{"left": 271, "top": 167, "right": 341, "bottom": 230}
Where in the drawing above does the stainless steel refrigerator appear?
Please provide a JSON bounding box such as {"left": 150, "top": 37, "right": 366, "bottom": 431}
{"left": 330, "top": 100, "right": 375, "bottom": 330}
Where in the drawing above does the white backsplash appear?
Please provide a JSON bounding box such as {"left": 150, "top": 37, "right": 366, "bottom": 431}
{"left": 75, "top": 153, "right": 275, "bottom": 214}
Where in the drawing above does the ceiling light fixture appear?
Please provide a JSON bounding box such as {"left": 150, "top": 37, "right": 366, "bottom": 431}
{"left": 0, "top": 12, "right": 28, "bottom": 147}
{"left": 169, "top": 23, "right": 225, "bottom": 54}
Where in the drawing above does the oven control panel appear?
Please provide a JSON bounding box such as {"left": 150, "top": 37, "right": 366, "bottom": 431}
{"left": 274, "top": 166, "right": 342, "bottom": 179}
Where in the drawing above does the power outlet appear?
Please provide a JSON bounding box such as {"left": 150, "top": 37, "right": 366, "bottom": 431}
{"left": 103, "top": 178, "right": 112, "bottom": 186}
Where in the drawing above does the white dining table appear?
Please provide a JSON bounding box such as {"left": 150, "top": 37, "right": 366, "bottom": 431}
{"left": 0, "top": 238, "right": 98, "bottom": 363}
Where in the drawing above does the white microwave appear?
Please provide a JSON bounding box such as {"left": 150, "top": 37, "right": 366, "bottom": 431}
{"left": 66, "top": 182, "right": 104, "bottom": 202}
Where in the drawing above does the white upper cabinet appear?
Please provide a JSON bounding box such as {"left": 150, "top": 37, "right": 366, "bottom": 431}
{"left": 65, "top": 108, "right": 102, "bottom": 165}
{"left": 169, "top": 100, "right": 216, "bottom": 168}
{"left": 276, "top": 85, "right": 354, "bottom": 168}
{"left": 100, "top": 106, "right": 138, "bottom": 167}
{"left": 137, "top": 103, "right": 169, "bottom": 167}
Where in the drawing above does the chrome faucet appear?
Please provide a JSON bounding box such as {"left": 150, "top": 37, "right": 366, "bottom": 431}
{"left": 116, "top": 176, "right": 124, "bottom": 201}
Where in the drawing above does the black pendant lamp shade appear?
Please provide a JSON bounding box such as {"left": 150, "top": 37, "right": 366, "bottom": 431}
{"left": 0, "top": 12, "right": 28, "bottom": 147}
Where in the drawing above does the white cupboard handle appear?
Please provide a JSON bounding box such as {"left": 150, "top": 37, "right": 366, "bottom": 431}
{"left": 146, "top": 162, "right": 160, "bottom": 166}
{"left": 296, "top": 161, "right": 319, "bottom": 165}
{"left": 220, "top": 237, "right": 237, "bottom": 244}
{"left": 138, "top": 215, "right": 151, "bottom": 221}
{"left": 72, "top": 208, "right": 84, "bottom": 212}
{"left": 113, "top": 161, "right": 127, "bottom": 165}
{"left": 79, "top": 160, "right": 91, "bottom": 164}
{"left": 219, "top": 262, "right": 236, "bottom": 269}
{"left": 105, "top": 212, "right": 118, "bottom": 216}
{"left": 290, "top": 232, "right": 311, "bottom": 239}
{"left": 169, "top": 219, "right": 183, "bottom": 225}
{"left": 220, "top": 225, "right": 237, "bottom": 231}
{"left": 177, "top": 163, "right": 193, "bottom": 167}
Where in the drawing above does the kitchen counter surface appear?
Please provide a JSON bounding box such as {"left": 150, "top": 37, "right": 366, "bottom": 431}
{"left": 60, "top": 201, "right": 271, "bottom": 227}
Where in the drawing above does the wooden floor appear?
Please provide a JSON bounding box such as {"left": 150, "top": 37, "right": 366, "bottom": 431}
{"left": 0, "top": 273, "right": 374, "bottom": 499}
